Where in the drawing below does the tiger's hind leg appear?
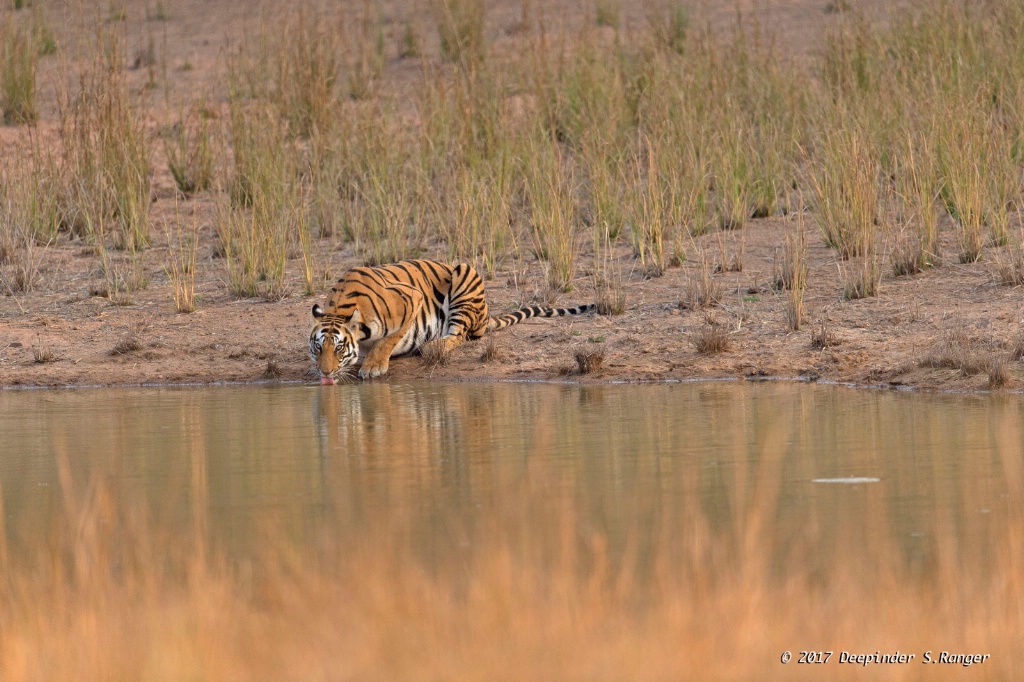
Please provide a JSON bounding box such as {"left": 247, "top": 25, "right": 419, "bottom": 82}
{"left": 437, "top": 263, "right": 488, "bottom": 354}
{"left": 358, "top": 285, "right": 425, "bottom": 379}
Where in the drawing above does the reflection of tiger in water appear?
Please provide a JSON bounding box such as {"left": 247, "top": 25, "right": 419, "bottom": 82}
{"left": 309, "top": 260, "right": 595, "bottom": 380}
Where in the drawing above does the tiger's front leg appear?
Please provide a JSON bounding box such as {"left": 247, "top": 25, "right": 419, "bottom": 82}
{"left": 358, "top": 286, "right": 424, "bottom": 379}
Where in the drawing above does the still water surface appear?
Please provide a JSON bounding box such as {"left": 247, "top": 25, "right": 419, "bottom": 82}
{"left": 0, "top": 381, "right": 1018, "bottom": 583}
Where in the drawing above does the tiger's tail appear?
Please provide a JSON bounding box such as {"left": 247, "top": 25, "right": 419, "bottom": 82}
{"left": 486, "top": 304, "right": 596, "bottom": 332}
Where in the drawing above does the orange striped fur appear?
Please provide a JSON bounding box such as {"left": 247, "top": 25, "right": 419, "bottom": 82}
{"left": 309, "top": 260, "right": 595, "bottom": 379}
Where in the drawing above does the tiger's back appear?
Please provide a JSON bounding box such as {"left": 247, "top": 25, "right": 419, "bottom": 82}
{"left": 309, "top": 259, "right": 595, "bottom": 380}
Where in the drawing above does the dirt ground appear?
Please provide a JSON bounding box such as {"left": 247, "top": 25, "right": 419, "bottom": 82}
{"left": 2, "top": 0, "right": 1022, "bottom": 392}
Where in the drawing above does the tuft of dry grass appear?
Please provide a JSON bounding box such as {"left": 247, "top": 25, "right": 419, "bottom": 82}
{"left": 691, "top": 314, "right": 730, "bottom": 354}
{"left": 480, "top": 333, "right": 505, "bottom": 363}
{"left": 263, "top": 358, "right": 283, "bottom": 378}
{"left": 995, "top": 231, "right": 1024, "bottom": 286}
{"left": 625, "top": 136, "right": 668, "bottom": 277}
{"left": 714, "top": 228, "right": 745, "bottom": 274}
{"left": 923, "top": 318, "right": 991, "bottom": 377}
{"left": 681, "top": 251, "right": 721, "bottom": 310}
{"left": 1011, "top": 330, "right": 1024, "bottom": 362}
{"left": 421, "top": 338, "right": 454, "bottom": 368}
{"left": 986, "top": 354, "right": 1010, "bottom": 389}
{"left": 810, "top": 315, "right": 838, "bottom": 350}
{"left": 842, "top": 256, "right": 880, "bottom": 300}
{"left": 573, "top": 344, "right": 605, "bottom": 374}
{"left": 274, "top": 7, "right": 341, "bottom": 138}
{"left": 594, "top": 0, "right": 620, "bottom": 29}
{"left": 58, "top": 28, "right": 152, "bottom": 249}
{"left": 164, "top": 212, "right": 198, "bottom": 313}
{"left": 525, "top": 135, "right": 578, "bottom": 293}
{"left": 110, "top": 319, "right": 149, "bottom": 356}
{"left": 595, "top": 281, "right": 626, "bottom": 316}
{"left": 31, "top": 344, "right": 57, "bottom": 363}
{"left": 0, "top": 198, "right": 45, "bottom": 294}
{"left": 591, "top": 227, "right": 627, "bottom": 316}
{"left": 891, "top": 132, "right": 941, "bottom": 272}
{"left": 890, "top": 230, "right": 924, "bottom": 277}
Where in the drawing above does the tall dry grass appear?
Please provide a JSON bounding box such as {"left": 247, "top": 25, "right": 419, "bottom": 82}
{"left": 624, "top": 135, "right": 668, "bottom": 276}
{"left": 218, "top": 98, "right": 296, "bottom": 298}
{"left": 163, "top": 207, "right": 198, "bottom": 313}
{"left": 0, "top": 15, "right": 37, "bottom": 124}
{"left": 58, "top": 27, "right": 151, "bottom": 250}
{"left": 1, "top": 0, "right": 1023, "bottom": 301}
{"left": 806, "top": 121, "right": 879, "bottom": 261}
{"left": 274, "top": 5, "right": 340, "bottom": 139}
{"left": 0, "top": 190, "right": 44, "bottom": 294}
{"left": 777, "top": 216, "right": 807, "bottom": 330}
{"left": 524, "top": 131, "right": 578, "bottom": 293}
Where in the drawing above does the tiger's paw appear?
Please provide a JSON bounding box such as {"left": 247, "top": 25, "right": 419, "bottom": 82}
{"left": 357, "top": 362, "right": 389, "bottom": 379}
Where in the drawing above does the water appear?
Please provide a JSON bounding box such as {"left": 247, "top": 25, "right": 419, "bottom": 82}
{"left": 0, "top": 381, "right": 1017, "bottom": 578}
{"left": 2, "top": 381, "right": 1021, "bottom": 678}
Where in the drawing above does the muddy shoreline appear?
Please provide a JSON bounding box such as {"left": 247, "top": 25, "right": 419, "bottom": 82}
{"left": 3, "top": 210, "right": 1022, "bottom": 395}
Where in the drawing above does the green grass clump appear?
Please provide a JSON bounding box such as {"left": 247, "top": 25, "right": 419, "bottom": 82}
{"left": 32, "top": 7, "right": 57, "bottom": 56}
{"left": 807, "top": 122, "right": 879, "bottom": 260}
{"left": 624, "top": 136, "right": 668, "bottom": 276}
{"left": 276, "top": 7, "right": 340, "bottom": 138}
{"left": 524, "top": 132, "right": 578, "bottom": 293}
{"left": 1, "top": 19, "right": 37, "bottom": 124}
{"left": 164, "top": 105, "right": 215, "bottom": 195}
{"left": 437, "top": 0, "right": 485, "bottom": 67}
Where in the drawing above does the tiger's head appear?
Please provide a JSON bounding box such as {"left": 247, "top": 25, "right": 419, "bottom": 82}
{"left": 309, "top": 305, "right": 361, "bottom": 380}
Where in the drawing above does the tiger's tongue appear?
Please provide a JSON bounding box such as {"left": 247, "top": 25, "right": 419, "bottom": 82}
{"left": 321, "top": 377, "right": 335, "bottom": 386}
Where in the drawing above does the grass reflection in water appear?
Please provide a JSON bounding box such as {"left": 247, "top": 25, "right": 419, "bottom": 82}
{"left": 0, "top": 383, "right": 1019, "bottom": 680}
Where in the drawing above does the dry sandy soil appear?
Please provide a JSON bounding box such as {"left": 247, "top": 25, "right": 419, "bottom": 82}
{"left": 1, "top": 0, "right": 1022, "bottom": 392}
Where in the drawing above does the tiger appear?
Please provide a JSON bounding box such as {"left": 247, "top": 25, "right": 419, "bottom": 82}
{"left": 309, "top": 259, "right": 596, "bottom": 381}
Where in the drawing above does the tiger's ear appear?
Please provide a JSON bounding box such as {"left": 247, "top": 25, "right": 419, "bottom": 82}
{"left": 346, "top": 308, "right": 361, "bottom": 328}
{"left": 312, "top": 303, "right": 325, "bottom": 320}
